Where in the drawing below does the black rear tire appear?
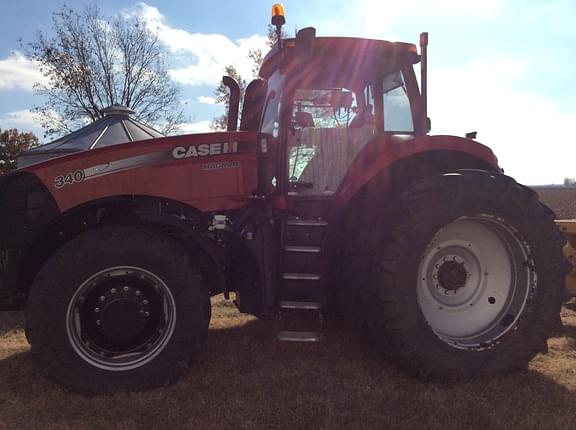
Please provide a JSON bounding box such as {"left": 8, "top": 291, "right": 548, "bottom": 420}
{"left": 26, "top": 226, "right": 211, "bottom": 393}
{"left": 365, "top": 171, "right": 569, "bottom": 381}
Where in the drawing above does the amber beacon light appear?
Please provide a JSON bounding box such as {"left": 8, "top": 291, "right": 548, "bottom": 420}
{"left": 271, "top": 3, "right": 286, "bottom": 26}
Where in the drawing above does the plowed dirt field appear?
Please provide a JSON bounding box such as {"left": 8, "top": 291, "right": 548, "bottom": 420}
{"left": 534, "top": 187, "right": 576, "bottom": 219}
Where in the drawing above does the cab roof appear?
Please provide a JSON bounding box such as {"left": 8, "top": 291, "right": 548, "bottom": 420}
{"left": 259, "top": 36, "right": 420, "bottom": 82}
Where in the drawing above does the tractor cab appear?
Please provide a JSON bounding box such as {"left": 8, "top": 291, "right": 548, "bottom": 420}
{"left": 258, "top": 35, "right": 424, "bottom": 197}
{"left": 226, "top": 24, "right": 428, "bottom": 201}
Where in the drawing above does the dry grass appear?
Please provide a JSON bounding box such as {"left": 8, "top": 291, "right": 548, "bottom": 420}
{"left": 1, "top": 297, "right": 576, "bottom": 430}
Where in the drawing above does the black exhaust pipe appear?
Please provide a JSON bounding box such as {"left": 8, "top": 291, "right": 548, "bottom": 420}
{"left": 223, "top": 76, "right": 240, "bottom": 132}
{"left": 419, "top": 32, "right": 429, "bottom": 133}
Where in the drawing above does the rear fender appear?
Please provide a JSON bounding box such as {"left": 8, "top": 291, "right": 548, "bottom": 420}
{"left": 336, "top": 134, "right": 500, "bottom": 206}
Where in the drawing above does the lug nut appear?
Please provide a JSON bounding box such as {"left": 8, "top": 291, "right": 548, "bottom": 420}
{"left": 94, "top": 308, "right": 100, "bottom": 313}
{"left": 135, "top": 290, "right": 141, "bottom": 296}
{"left": 143, "top": 299, "right": 148, "bottom": 305}
{"left": 123, "top": 286, "right": 129, "bottom": 292}
{"left": 110, "top": 288, "right": 116, "bottom": 294}
{"left": 99, "top": 296, "right": 105, "bottom": 302}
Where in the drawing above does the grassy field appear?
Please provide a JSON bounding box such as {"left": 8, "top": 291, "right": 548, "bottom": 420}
{"left": 1, "top": 296, "right": 576, "bottom": 430}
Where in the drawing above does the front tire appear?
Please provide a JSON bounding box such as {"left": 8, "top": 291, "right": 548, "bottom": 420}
{"left": 367, "top": 171, "right": 569, "bottom": 381}
{"left": 26, "top": 226, "right": 211, "bottom": 393}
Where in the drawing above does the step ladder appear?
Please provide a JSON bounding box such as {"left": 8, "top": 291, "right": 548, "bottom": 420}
{"left": 276, "top": 217, "right": 328, "bottom": 342}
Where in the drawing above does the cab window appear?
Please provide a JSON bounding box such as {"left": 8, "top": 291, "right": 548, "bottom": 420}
{"left": 382, "top": 71, "right": 414, "bottom": 132}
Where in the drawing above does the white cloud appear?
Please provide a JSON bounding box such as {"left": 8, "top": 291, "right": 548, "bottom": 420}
{"left": 197, "top": 96, "right": 216, "bottom": 105}
{"left": 175, "top": 120, "right": 212, "bottom": 134}
{"left": 1, "top": 110, "right": 41, "bottom": 128}
{"left": 429, "top": 59, "right": 574, "bottom": 185}
{"left": 309, "top": 0, "right": 505, "bottom": 39}
{"left": 0, "top": 110, "right": 46, "bottom": 140}
{"left": 0, "top": 52, "right": 47, "bottom": 91}
{"left": 124, "top": 3, "right": 268, "bottom": 87}
{"left": 362, "top": 0, "right": 504, "bottom": 17}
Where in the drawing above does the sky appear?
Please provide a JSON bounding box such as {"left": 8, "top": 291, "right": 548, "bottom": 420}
{"left": 0, "top": 0, "right": 574, "bottom": 185}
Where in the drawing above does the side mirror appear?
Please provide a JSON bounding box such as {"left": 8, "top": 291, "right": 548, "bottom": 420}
{"left": 295, "top": 27, "right": 316, "bottom": 61}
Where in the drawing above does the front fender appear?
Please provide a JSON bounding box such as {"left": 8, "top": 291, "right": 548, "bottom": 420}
{"left": 0, "top": 172, "right": 60, "bottom": 309}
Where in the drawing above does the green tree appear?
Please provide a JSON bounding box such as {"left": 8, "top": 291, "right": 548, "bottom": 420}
{"left": 0, "top": 129, "right": 39, "bottom": 175}
{"left": 25, "top": 4, "right": 184, "bottom": 137}
{"left": 564, "top": 177, "right": 576, "bottom": 187}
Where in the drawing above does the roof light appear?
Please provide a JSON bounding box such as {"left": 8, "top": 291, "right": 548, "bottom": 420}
{"left": 271, "top": 3, "right": 286, "bottom": 26}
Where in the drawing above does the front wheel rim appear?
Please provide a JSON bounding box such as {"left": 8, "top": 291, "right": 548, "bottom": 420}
{"left": 66, "top": 266, "right": 177, "bottom": 371}
{"left": 417, "top": 215, "right": 536, "bottom": 350}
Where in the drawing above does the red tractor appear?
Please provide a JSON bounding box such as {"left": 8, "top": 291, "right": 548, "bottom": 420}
{"left": 0, "top": 6, "right": 569, "bottom": 392}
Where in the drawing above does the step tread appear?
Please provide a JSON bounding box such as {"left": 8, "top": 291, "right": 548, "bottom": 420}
{"left": 277, "top": 331, "right": 321, "bottom": 342}
{"left": 282, "top": 273, "right": 322, "bottom": 281}
{"left": 284, "top": 245, "right": 322, "bottom": 253}
{"left": 279, "top": 301, "right": 322, "bottom": 310}
{"left": 286, "top": 218, "right": 328, "bottom": 227}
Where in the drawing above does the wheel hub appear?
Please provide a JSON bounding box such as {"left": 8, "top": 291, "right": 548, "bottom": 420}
{"left": 66, "top": 267, "right": 176, "bottom": 371}
{"left": 98, "top": 299, "right": 148, "bottom": 342}
{"left": 437, "top": 260, "right": 467, "bottom": 292}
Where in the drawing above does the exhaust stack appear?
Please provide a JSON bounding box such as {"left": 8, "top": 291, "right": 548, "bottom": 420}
{"left": 420, "top": 32, "right": 429, "bottom": 133}
{"left": 222, "top": 76, "right": 240, "bottom": 132}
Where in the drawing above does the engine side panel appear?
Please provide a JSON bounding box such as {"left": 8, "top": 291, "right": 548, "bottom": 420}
{"left": 25, "top": 132, "right": 259, "bottom": 214}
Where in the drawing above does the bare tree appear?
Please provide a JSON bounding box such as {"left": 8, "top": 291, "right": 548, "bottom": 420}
{"left": 0, "top": 129, "right": 39, "bottom": 175}
{"left": 211, "top": 25, "right": 286, "bottom": 131}
{"left": 25, "top": 5, "right": 184, "bottom": 137}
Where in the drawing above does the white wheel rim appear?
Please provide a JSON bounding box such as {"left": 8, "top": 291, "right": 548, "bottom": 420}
{"left": 417, "top": 215, "right": 536, "bottom": 350}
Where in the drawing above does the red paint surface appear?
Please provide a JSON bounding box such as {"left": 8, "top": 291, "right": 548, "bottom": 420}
{"left": 25, "top": 132, "right": 259, "bottom": 213}
{"left": 336, "top": 134, "right": 499, "bottom": 205}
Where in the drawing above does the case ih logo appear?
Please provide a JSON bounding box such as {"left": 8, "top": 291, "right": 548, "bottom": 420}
{"left": 172, "top": 142, "right": 238, "bottom": 160}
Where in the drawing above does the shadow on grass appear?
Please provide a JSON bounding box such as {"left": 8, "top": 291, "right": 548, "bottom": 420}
{"left": 0, "top": 311, "right": 24, "bottom": 335}
{"left": 1, "top": 316, "right": 576, "bottom": 430}
{"left": 554, "top": 321, "right": 576, "bottom": 346}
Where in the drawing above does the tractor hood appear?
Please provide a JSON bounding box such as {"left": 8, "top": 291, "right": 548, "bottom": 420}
{"left": 19, "top": 131, "right": 260, "bottom": 213}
